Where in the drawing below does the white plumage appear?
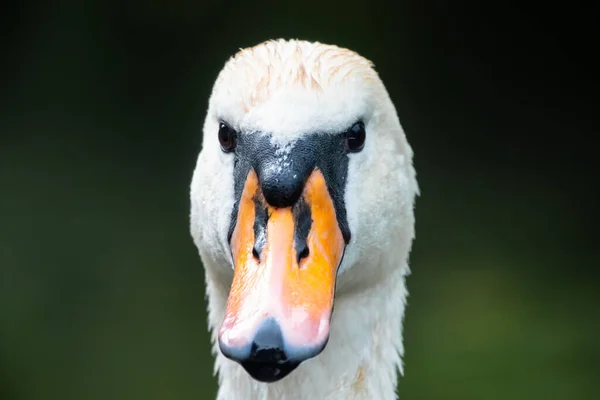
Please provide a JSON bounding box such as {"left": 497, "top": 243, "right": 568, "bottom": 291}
{"left": 190, "top": 39, "right": 418, "bottom": 399}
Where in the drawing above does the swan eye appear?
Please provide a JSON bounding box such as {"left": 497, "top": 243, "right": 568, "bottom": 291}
{"left": 218, "top": 122, "right": 237, "bottom": 152}
{"left": 344, "top": 121, "right": 366, "bottom": 152}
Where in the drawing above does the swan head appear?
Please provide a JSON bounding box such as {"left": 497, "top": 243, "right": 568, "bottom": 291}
{"left": 190, "top": 39, "right": 417, "bottom": 384}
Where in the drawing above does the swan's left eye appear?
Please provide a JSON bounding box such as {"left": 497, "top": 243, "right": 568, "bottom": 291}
{"left": 345, "top": 122, "right": 366, "bottom": 152}
{"left": 218, "top": 122, "right": 237, "bottom": 152}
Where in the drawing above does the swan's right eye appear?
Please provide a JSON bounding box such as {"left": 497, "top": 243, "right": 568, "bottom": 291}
{"left": 344, "top": 121, "right": 366, "bottom": 152}
{"left": 218, "top": 122, "right": 237, "bottom": 153}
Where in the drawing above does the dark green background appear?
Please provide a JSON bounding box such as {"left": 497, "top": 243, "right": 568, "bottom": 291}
{"left": 1, "top": 1, "right": 597, "bottom": 399}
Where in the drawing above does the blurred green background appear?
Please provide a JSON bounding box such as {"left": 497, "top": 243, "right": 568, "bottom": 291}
{"left": 1, "top": 1, "right": 597, "bottom": 399}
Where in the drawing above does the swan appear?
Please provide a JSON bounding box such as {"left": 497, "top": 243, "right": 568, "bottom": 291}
{"left": 190, "top": 39, "right": 418, "bottom": 400}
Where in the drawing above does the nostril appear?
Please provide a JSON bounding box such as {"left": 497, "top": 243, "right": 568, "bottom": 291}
{"left": 297, "top": 243, "right": 310, "bottom": 264}
{"left": 252, "top": 246, "right": 260, "bottom": 261}
{"left": 293, "top": 197, "right": 311, "bottom": 266}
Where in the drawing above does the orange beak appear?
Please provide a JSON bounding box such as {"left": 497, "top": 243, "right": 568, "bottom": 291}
{"left": 218, "top": 168, "right": 345, "bottom": 382}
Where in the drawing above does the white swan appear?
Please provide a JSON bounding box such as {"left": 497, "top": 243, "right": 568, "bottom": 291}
{"left": 190, "top": 39, "right": 418, "bottom": 400}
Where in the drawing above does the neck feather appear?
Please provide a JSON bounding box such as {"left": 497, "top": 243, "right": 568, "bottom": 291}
{"left": 203, "top": 259, "right": 409, "bottom": 400}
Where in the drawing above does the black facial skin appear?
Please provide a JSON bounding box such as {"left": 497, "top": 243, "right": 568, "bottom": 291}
{"left": 227, "top": 130, "right": 353, "bottom": 246}
{"left": 291, "top": 197, "right": 312, "bottom": 263}
{"left": 251, "top": 195, "right": 269, "bottom": 261}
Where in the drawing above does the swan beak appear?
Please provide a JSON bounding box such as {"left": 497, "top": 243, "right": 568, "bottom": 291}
{"left": 218, "top": 169, "right": 345, "bottom": 382}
